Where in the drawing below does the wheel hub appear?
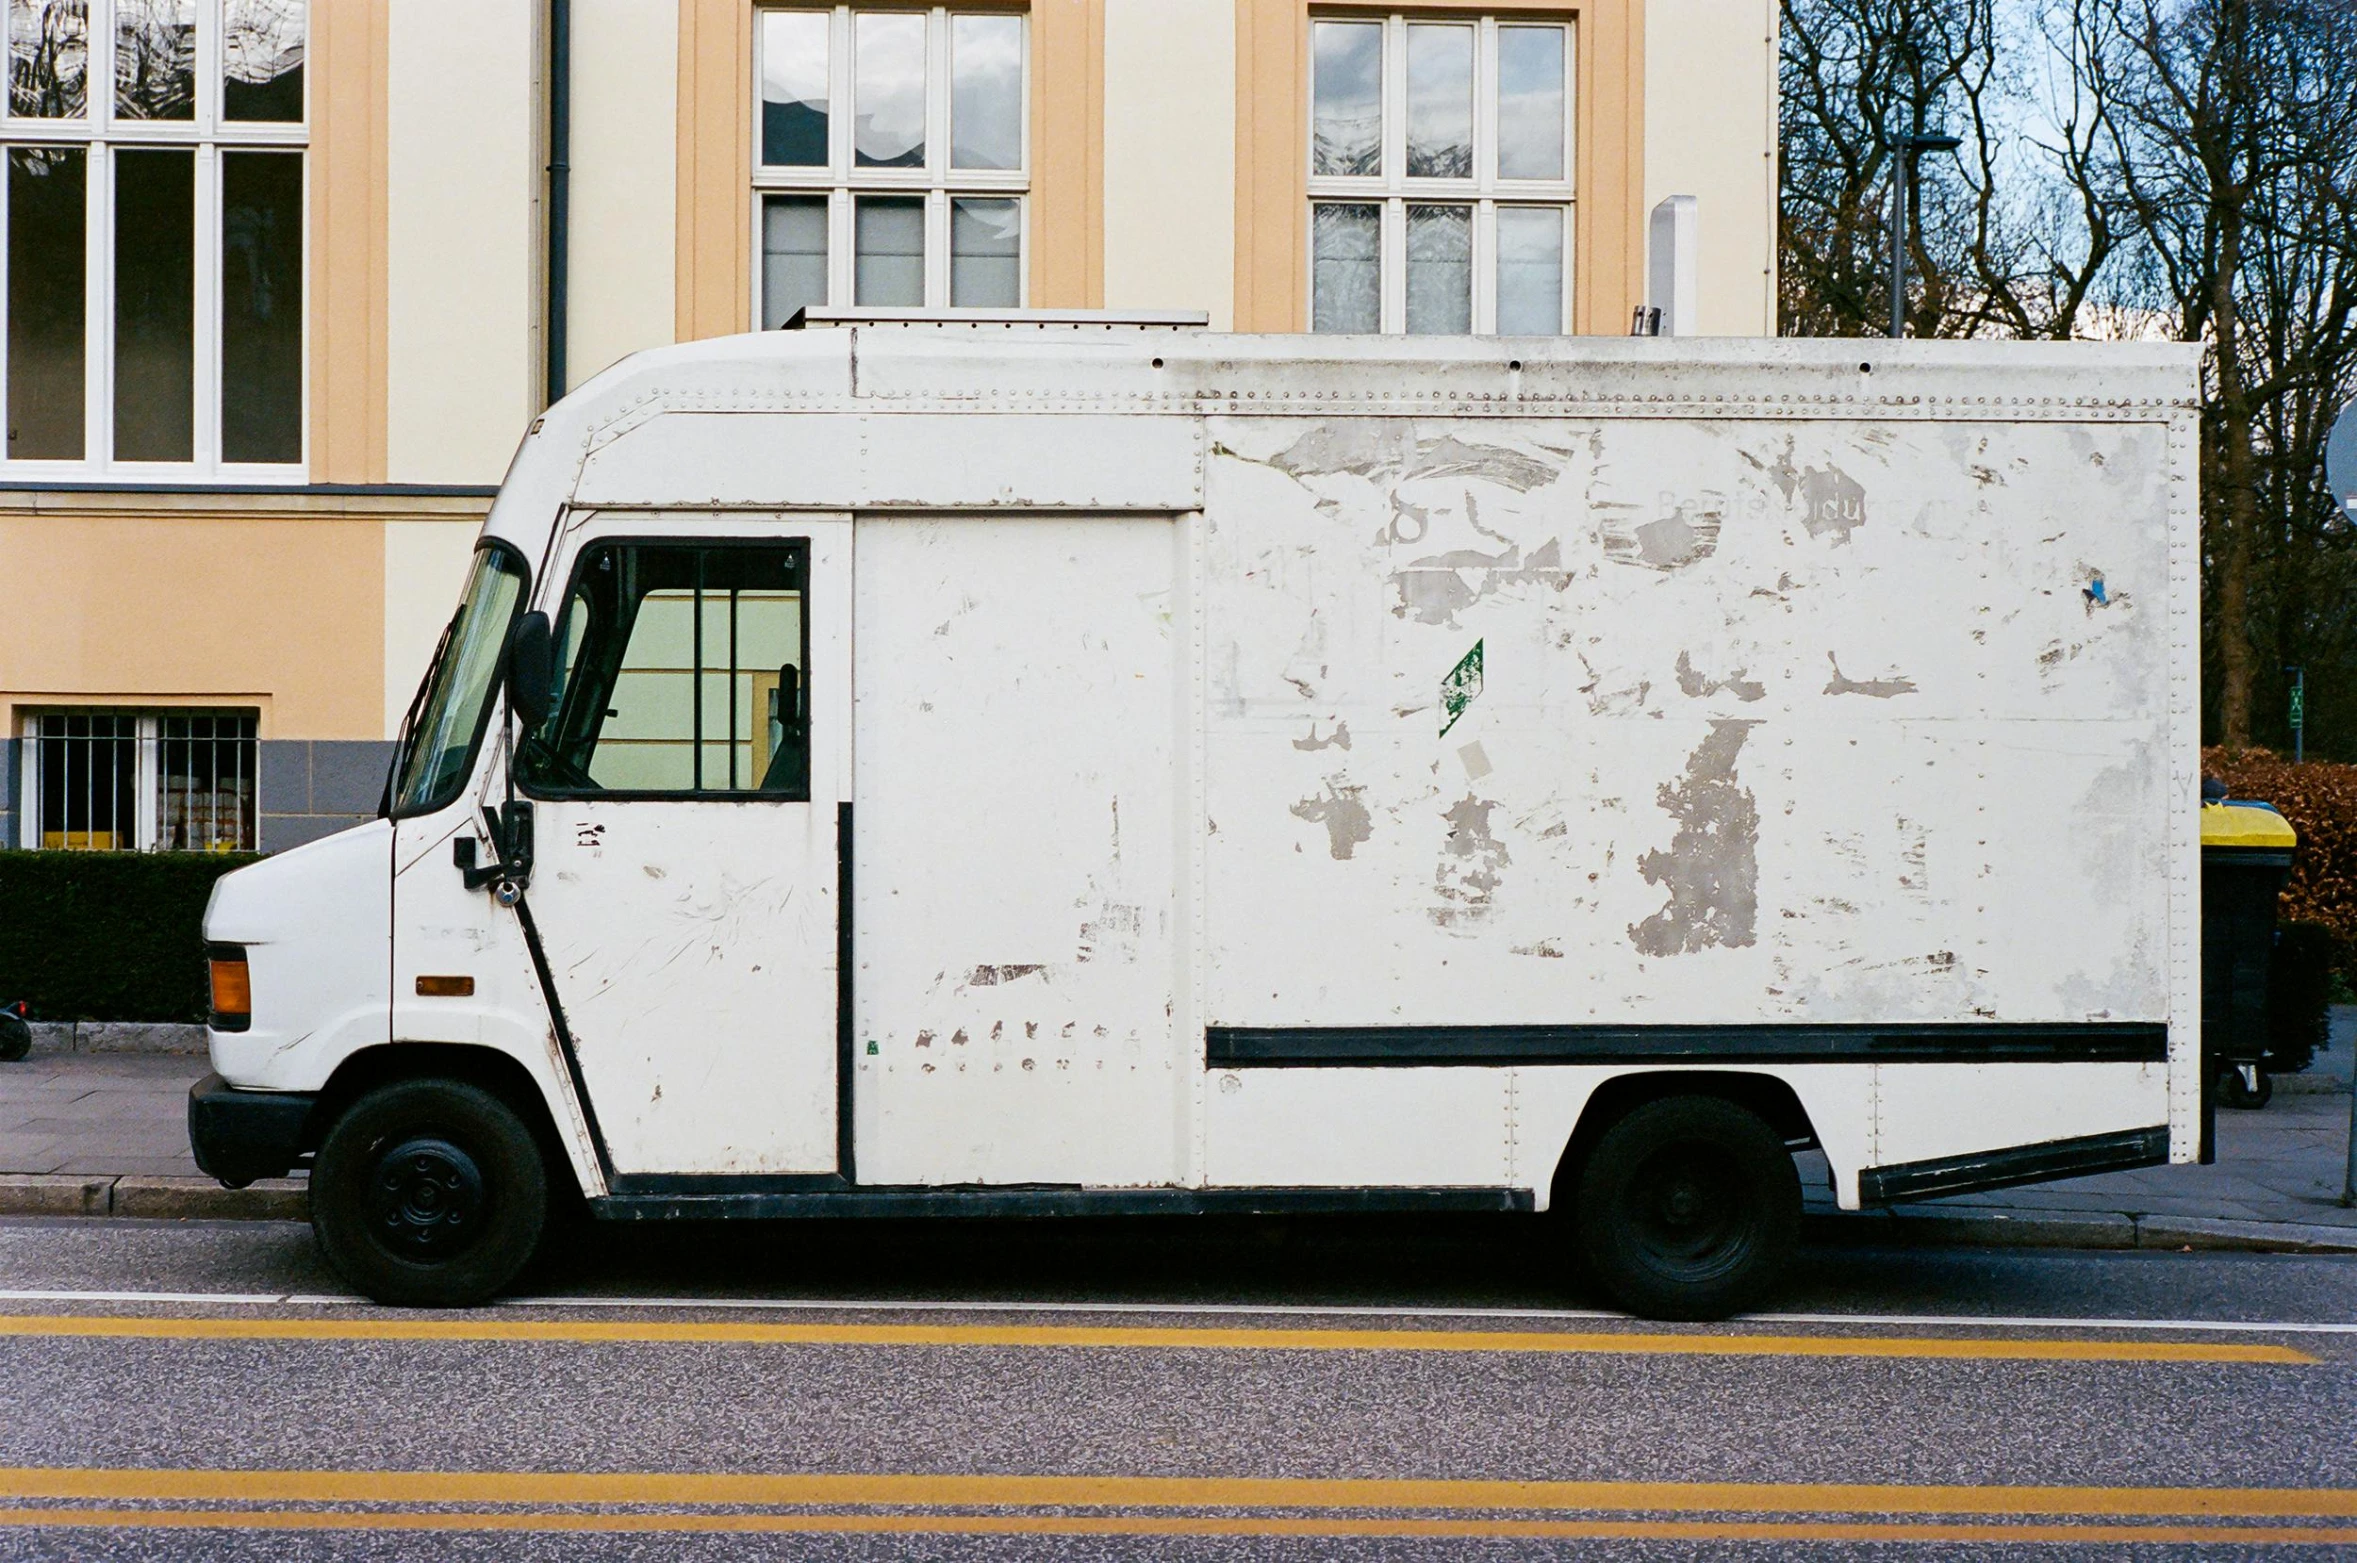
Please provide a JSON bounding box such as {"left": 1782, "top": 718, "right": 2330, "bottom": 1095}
{"left": 368, "top": 1136, "right": 486, "bottom": 1257}
{"left": 1631, "top": 1146, "right": 1749, "bottom": 1272}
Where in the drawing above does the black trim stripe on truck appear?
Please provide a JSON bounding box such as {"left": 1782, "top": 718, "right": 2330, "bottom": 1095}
{"left": 1858, "top": 1126, "right": 2170, "bottom": 1205}
{"left": 508, "top": 890, "right": 618, "bottom": 1188}
{"left": 837, "top": 800, "right": 856, "bottom": 1184}
{"left": 1204, "top": 1023, "right": 2169, "bottom": 1069}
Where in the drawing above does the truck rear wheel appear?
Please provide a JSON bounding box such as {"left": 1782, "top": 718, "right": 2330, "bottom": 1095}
{"left": 1574, "top": 1094, "right": 1799, "bottom": 1321}
{"left": 311, "top": 1078, "right": 548, "bottom": 1308}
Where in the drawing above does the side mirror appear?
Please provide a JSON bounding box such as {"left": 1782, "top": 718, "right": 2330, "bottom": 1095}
{"left": 507, "top": 611, "right": 555, "bottom": 730}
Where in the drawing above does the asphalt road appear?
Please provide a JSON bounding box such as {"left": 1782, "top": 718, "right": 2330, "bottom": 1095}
{"left": 0, "top": 1216, "right": 2352, "bottom": 1560}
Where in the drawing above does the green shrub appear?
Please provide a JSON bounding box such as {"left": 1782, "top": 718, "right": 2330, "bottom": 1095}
{"left": 0, "top": 851, "right": 260, "bottom": 1023}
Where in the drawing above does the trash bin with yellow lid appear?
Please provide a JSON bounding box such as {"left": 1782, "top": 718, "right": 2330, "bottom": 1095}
{"left": 2201, "top": 794, "right": 2297, "bottom": 1129}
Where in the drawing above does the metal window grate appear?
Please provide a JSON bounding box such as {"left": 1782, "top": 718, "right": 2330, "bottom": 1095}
{"left": 35, "top": 714, "right": 139, "bottom": 851}
{"left": 159, "top": 713, "right": 257, "bottom": 851}
{"left": 29, "top": 711, "right": 257, "bottom": 852}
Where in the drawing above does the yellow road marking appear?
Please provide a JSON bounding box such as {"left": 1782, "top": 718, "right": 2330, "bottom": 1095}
{"left": 0, "top": 1509, "right": 2350, "bottom": 1546}
{"left": 0, "top": 1312, "right": 2315, "bottom": 1363}
{"left": 0, "top": 1468, "right": 2353, "bottom": 1520}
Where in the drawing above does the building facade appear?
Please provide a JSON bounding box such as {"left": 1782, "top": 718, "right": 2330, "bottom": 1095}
{"left": 1, "top": 0, "right": 1776, "bottom": 854}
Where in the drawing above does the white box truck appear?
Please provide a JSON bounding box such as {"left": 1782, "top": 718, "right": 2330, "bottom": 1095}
{"left": 190, "top": 315, "right": 2202, "bottom": 1319}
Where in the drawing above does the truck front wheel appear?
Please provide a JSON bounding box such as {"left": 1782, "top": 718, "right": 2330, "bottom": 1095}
{"left": 311, "top": 1078, "right": 549, "bottom": 1307}
{"left": 1574, "top": 1094, "right": 1800, "bottom": 1321}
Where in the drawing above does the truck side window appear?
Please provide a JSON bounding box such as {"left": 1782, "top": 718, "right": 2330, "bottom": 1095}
{"left": 516, "top": 542, "right": 810, "bottom": 799}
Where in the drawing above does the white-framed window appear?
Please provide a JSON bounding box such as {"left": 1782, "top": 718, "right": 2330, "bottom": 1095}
{"left": 2, "top": 0, "right": 306, "bottom": 479}
{"left": 1307, "top": 12, "right": 1573, "bottom": 335}
{"left": 21, "top": 709, "right": 258, "bottom": 851}
{"left": 754, "top": 4, "right": 1027, "bottom": 326}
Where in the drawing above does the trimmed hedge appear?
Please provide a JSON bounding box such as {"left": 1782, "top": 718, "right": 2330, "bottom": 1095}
{"left": 2204, "top": 747, "right": 2357, "bottom": 982}
{"left": 0, "top": 850, "right": 259, "bottom": 1023}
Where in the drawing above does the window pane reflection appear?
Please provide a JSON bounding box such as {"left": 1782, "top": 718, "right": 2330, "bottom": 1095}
{"left": 525, "top": 544, "right": 810, "bottom": 799}
{"left": 853, "top": 11, "right": 925, "bottom": 168}
{"left": 760, "top": 8, "right": 828, "bottom": 167}
{"left": 950, "top": 197, "right": 1017, "bottom": 306}
{"left": 951, "top": 13, "right": 1021, "bottom": 170}
{"left": 6, "top": 148, "right": 86, "bottom": 460}
{"left": 113, "top": 148, "right": 195, "bottom": 461}
{"left": 223, "top": 0, "right": 303, "bottom": 122}
{"left": 1497, "top": 25, "right": 1565, "bottom": 180}
{"left": 1405, "top": 25, "right": 1471, "bottom": 179}
{"left": 854, "top": 196, "right": 924, "bottom": 305}
{"left": 221, "top": 151, "right": 302, "bottom": 463}
{"left": 115, "top": 0, "right": 194, "bottom": 120}
{"left": 762, "top": 195, "right": 829, "bottom": 327}
{"left": 1311, "top": 203, "right": 1379, "bottom": 333}
{"left": 9, "top": 0, "right": 89, "bottom": 118}
{"left": 1405, "top": 204, "right": 1470, "bottom": 334}
{"left": 1311, "top": 21, "right": 1380, "bottom": 177}
{"left": 1495, "top": 206, "right": 1563, "bottom": 334}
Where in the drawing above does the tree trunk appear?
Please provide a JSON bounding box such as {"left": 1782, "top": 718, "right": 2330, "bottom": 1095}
{"left": 2211, "top": 197, "right": 2258, "bottom": 750}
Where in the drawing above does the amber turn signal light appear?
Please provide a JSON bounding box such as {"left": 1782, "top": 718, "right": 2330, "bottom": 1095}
{"left": 207, "top": 944, "right": 251, "bottom": 1033}
{"left": 415, "top": 975, "right": 476, "bottom": 998}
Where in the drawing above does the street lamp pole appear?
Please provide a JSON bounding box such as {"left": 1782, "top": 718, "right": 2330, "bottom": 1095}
{"left": 1889, "top": 131, "right": 1963, "bottom": 339}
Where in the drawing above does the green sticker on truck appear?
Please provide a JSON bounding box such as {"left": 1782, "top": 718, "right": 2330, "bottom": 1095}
{"left": 1440, "top": 639, "right": 1484, "bottom": 737}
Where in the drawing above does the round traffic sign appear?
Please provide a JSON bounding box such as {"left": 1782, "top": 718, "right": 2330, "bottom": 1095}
{"left": 2332, "top": 400, "right": 2357, "bottom": 522}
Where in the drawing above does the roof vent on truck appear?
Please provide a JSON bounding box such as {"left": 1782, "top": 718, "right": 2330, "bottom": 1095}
{"left": 779, "top": 306, "right": 1209, "bottom": 332}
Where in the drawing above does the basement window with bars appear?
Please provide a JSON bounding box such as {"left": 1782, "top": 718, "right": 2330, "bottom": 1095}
{"left": 1308, "top": 13, "right": 1573, "bottom": 335}
{"left": 23, "top": 711, "right": 257, "bottom": 850}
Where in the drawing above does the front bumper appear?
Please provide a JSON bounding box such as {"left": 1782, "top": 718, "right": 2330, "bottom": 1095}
{"left": 188, "top": 1073, "right": 317, "bottom": 1188}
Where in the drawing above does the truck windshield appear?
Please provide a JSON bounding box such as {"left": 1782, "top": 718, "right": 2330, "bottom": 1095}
{"left": 387, "top": 546, "right": 527, "bottom": 817}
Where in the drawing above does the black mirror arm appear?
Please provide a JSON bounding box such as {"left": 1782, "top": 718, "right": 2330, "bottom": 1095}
{"left": 455, "top": 801, "right": 534, "bottom": 903}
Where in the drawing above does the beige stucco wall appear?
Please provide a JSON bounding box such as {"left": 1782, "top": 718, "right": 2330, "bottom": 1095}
{"left": 568, "top": 0, "right": 679, "bottom": 390}
{"left": 1641, "top": 0, "right": 1777, "bottom": 336}
{"left": 1102, "top": 0, "right": 1235, "bottom": 328}
{"left": 0, "top": 504, "right": 387, "bottom": 741}
{"left": 386, "top": 0, "right": 543, "bottom": 482}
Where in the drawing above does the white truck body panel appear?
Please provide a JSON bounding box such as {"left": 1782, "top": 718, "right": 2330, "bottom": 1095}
{"left": 207, "top": 327, "right": 2201, "bottom": 1216}
{"left": 851, "top": 513, "right": 1189, "bottom": 1185}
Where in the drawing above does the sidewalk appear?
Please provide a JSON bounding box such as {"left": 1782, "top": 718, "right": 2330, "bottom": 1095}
{"left": 1807, "top": 1022, "right": 2357, "bottom": 1253}
{"left": 1, "top": 1023, "right": 2353, "bottom": 1249}
{"left": 0, "top": 1048, "right": 306, "bottom": 1220}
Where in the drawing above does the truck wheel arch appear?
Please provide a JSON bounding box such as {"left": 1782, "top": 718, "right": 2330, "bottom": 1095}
{"left": 1546, "top": 1070, "right": 1820, "bottom": 1213}
{"left": 311, "top": 1043, "right": 585, "bottom": 1199}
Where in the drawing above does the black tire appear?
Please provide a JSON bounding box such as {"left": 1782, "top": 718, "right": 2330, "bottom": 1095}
{"left": 2217, "top": 1066, "right": 2273, "bottom": 1110}
{"left": 1574, "top": 1094, "right": 1800, "bottom": 1322}
{"left": 311, "top": 1078, "right": 548, "bottom": 1307}
{"left": 0, "top": 1014, "right": 29, "bottom": 1063}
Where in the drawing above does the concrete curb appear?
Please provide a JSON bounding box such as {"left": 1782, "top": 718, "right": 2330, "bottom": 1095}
{"left": 1808, "top": 1206, "right": 2357, "bottom": 1254}
{"left": 0, "top": 1174, "right": 304, "bottom": 1221}
{"left": 25, "top": 1022, "right": 208, "bottom": 1057}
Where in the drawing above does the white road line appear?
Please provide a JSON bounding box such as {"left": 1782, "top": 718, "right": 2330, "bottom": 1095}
{"left": 0, "top": 1290, "right": 339, "bottom": 1307}
{"left": 0, "top": 1286, "right": 2350, "bottom": 1335}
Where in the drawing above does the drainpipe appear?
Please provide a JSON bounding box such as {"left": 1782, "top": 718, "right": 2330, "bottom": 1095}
{"left": 545, "top": 0, "right": 571, "bottom": 407}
